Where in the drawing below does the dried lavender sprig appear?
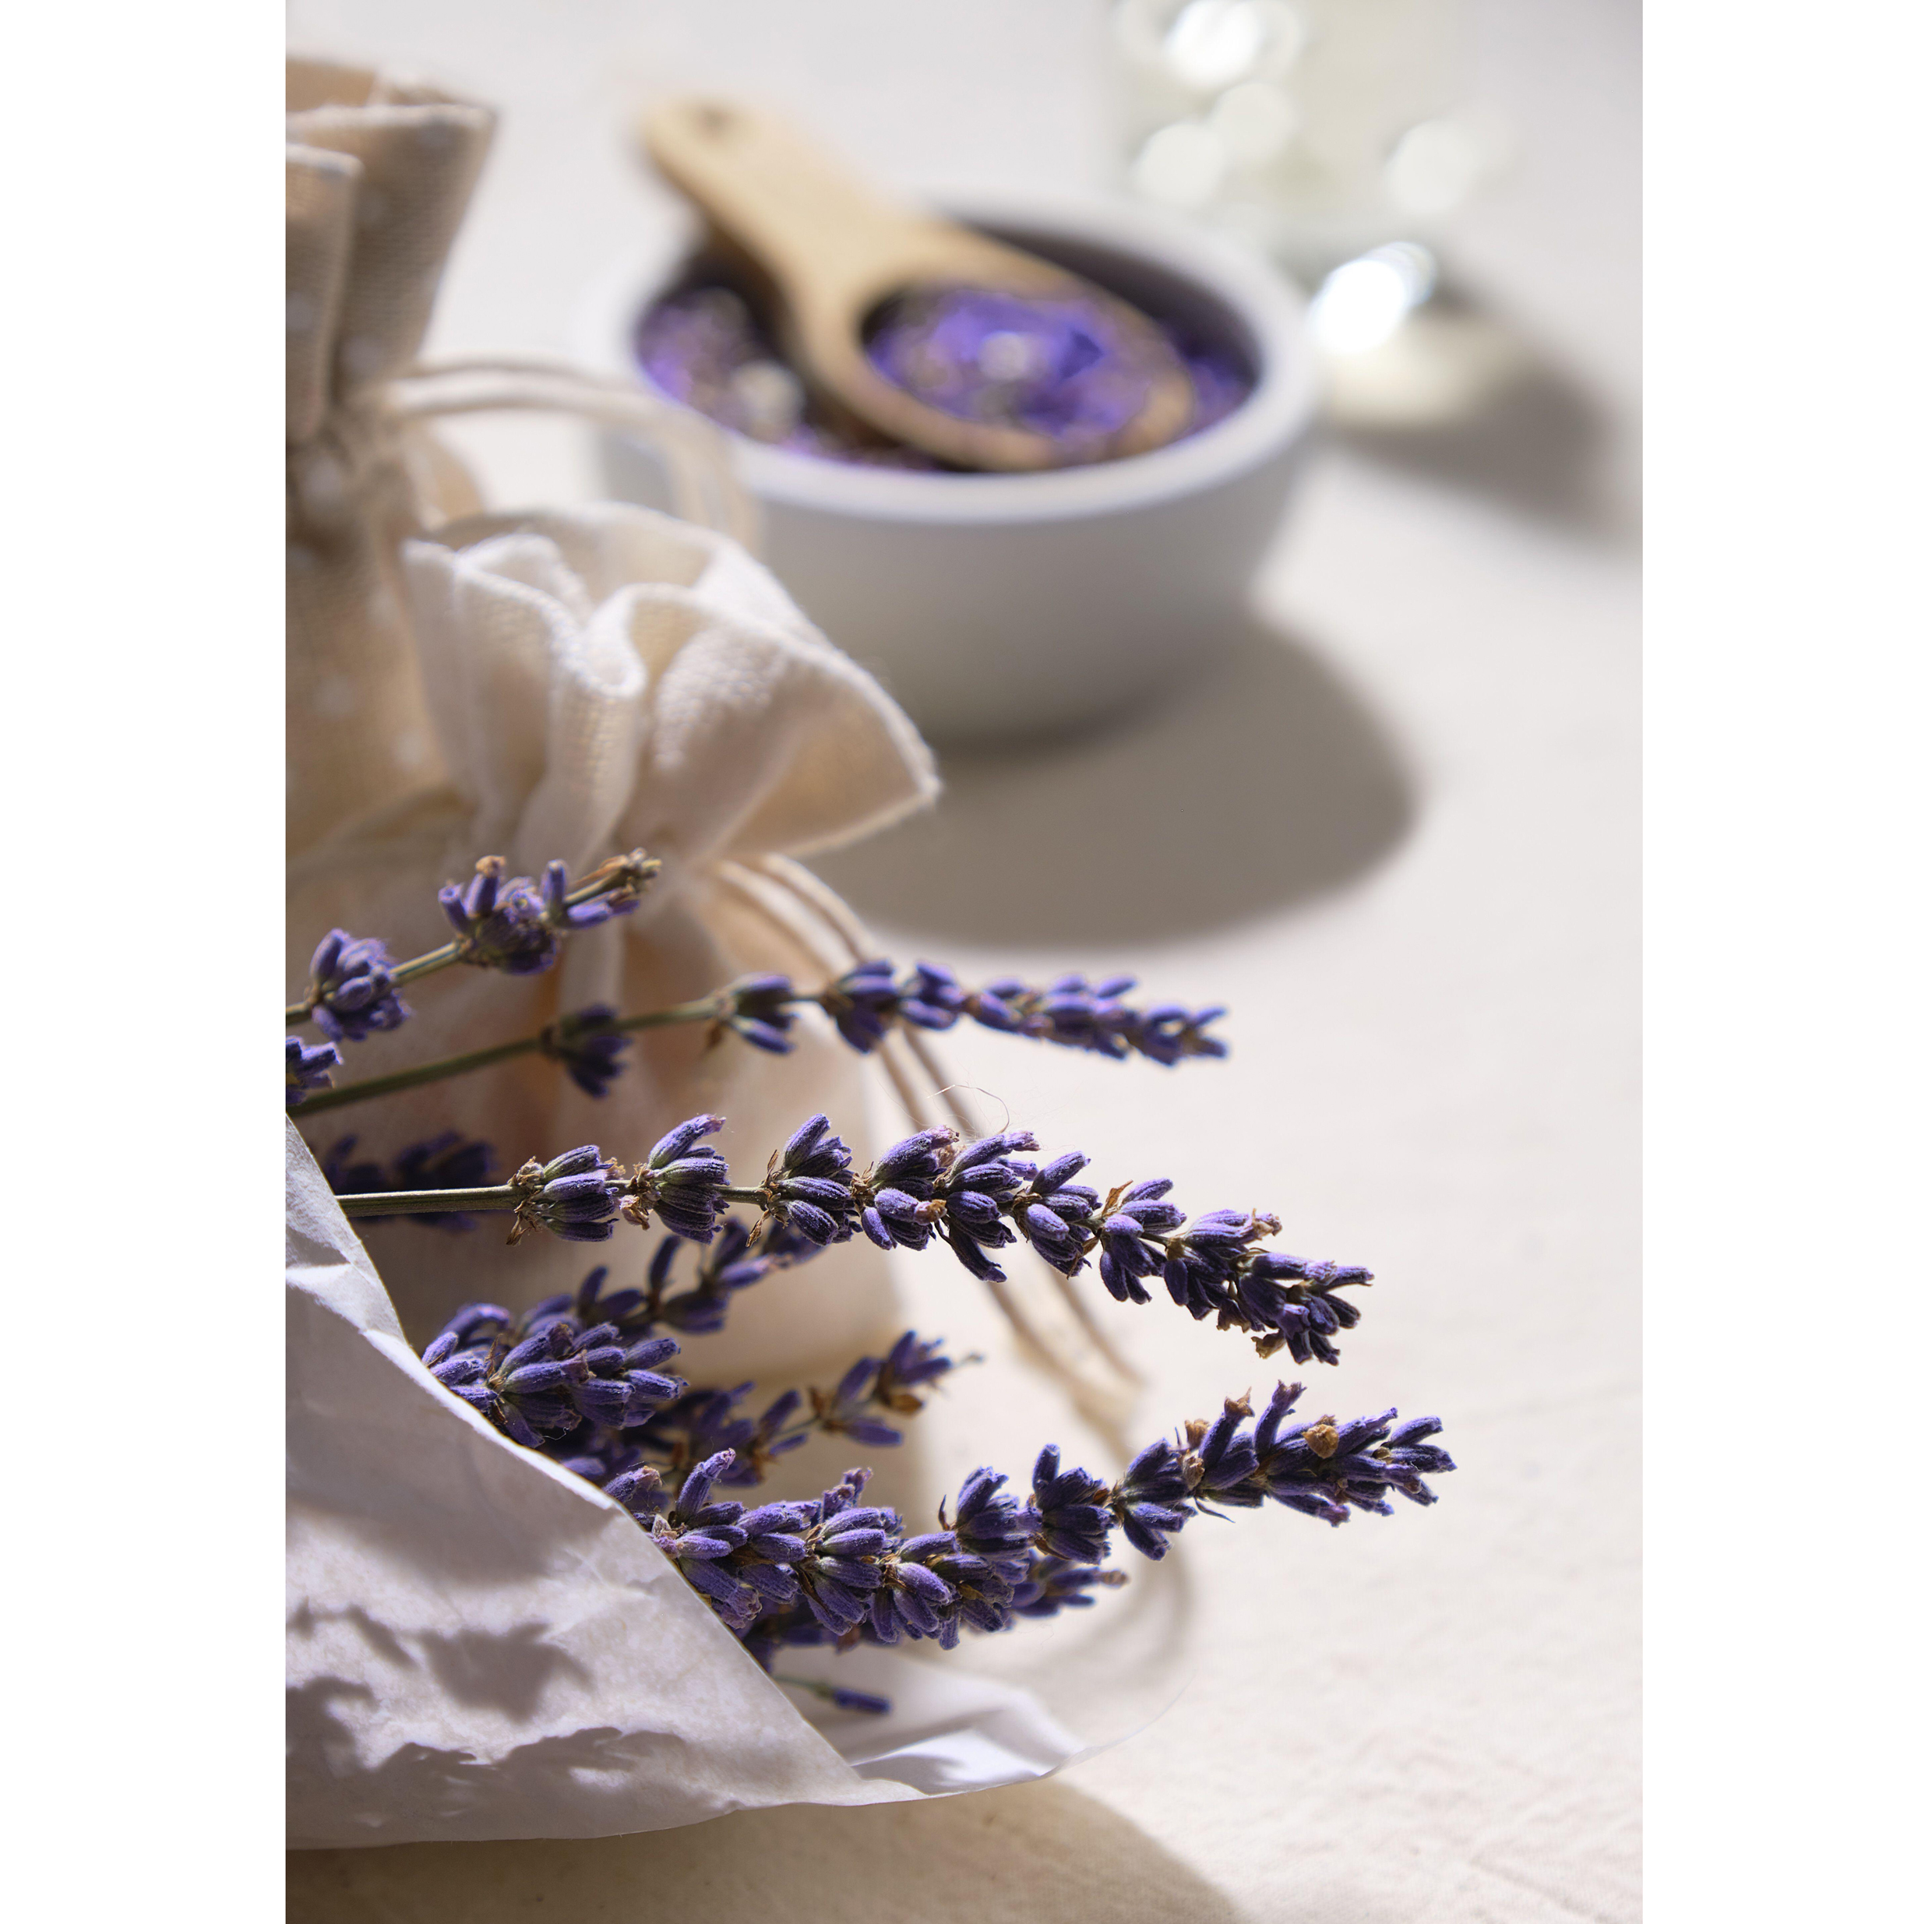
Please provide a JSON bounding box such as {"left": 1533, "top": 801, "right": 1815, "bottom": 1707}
{"left": 332, "top": 1112, "right": 1370, "bottom": 1362}
{"left": 584, "top": 1385, "right": 1453, "bottom": 1656}
{"left": 284, "top": 850, "right": 659, "bottom": 1028}
{"left": 291, "top": 956, "right": 1222, "bottom": 1115}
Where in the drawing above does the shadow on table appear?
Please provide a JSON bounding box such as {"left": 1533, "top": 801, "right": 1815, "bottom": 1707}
{"left": 809, "top": 615, "right": 1416, "bottom": 948}
{"left": 1325, "top": 280, "right": 1634, "bottom": 546}
{"left": 288, "top": 1777, "right": 1246, "bottom": 1923}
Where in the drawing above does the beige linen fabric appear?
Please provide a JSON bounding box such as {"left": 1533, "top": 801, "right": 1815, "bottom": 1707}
{"left": 287, "top": 502, "right": 940, "bottom": 1374}
{"left": 287, "top": 58, "right": 495, "bottom": 858}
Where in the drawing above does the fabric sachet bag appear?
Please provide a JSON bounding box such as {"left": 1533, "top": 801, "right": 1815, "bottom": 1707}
{"left": 287, "top": 500, "right": 940, "bottom": 1378}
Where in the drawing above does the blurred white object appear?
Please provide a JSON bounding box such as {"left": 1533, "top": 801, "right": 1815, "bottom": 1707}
{"left": 1308, "top": 241, "right": 1437, "bottom": 354}
{"left": 1110, "top": 0, "right": 1509, "bottom": 283}
{"left": 576, "top": 193, "right": 1320, "bottom": 745}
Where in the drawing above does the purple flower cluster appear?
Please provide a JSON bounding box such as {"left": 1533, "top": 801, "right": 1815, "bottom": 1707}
{"left": 321, "top": 1131, "right": 499, "bottom": 1232}
{"left": 507, "top": 1146, "right": 627, "bottom": 1245}
{"left": 439, "top": 855, "right": 644, "bottom": 978}
{"left": 714, "top": 974, "right": 798, "bottom": 1055}
{"left": 635, "top": 1385, "right": 1452, "bottom": 1668}
{"left": 622, "top": 1115, "right": 732, "bottom": 1242}
{"left": 811, "top": 1331, "right": 966, "bottom": 1450}
{"left": 421, "top": 1301, "right": 686, "bottom": 1450}
{"left": 303, "top": 930, "right": 410, "bottom": 1044}
{"left": 866, "top": 288, "right": 1158, "bottom": 450}
{"left": 817, "top": 960, "right": 1225, "bottom": 1066}
{"left": 757, "top": 1113, "right": 859, "bottom": 1247}
{"left": 540, "top": 1004, "right": 632, "bottom": 1099}
{"left": 286, "top": 1034, "right": 340, "bottom": 1107}
{"left": 341, "top": 1105, "right": 1366, "bottom": 1364}
{"left": 621, "top": 1217, "right": 823, "bottom": 1341}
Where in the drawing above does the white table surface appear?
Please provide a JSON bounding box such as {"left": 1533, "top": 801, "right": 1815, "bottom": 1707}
{"left": 286, "top": 4, "right": 1640, "bottom": 1918}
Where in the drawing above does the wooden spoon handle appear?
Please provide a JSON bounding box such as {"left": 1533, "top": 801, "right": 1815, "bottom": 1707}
{"left": 643, "top": 99, "right": 1031, "bottom": 327}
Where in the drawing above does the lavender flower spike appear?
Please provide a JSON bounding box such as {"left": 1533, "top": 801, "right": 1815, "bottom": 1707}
{"left": 303, "top": 929, "right": 410, "bottom": 1044}
{"left": 286, "top": 1034, "right": 340, "bottom": 1107}
{"left": 810, "top": 959, "right": 1227, "bottom": 1068}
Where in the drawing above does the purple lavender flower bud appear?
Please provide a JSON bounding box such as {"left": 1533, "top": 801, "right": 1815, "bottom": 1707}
{"left": 1030, "top": 1446, "right": 1114, "bottom": 1564}
{"left": 959, "top": 973, "right": 1229, "bottom": 1068}
{"left": 1127, "top": 1003, "right": 1229, "bottom": 1066}
{"left": 439, "top": 857, "right": 559, "bottom": 974}
{"left": 1242, "top": 1256, "right": 1373, "bottom": 1366}
{"left": 876, "top": 1330, "right": 958, "bottom": 1404}
{"left": 1008, "top": 1154, "right": 1102, "bottom": 1274}
{"left": 1375, "top": 1417, "right": 1457, "bottom": 1506}
{"left": 541, "top": 1004, "right": 632, "bottom": 1098}
{"left": 928, "top": 1132, "right": 1036, "bottom": 1281}
{"left": 286, "top": 1034, "right": 340, "bottom": 1107}
{"left": 1109, "top": 1438, "right": 1194, "bottom": 1559}
{"left": 1190, "top": 1396, "right": 1264, "bottom": 1506}
{"left": 626, "top": 1114, "right": 729, "bottom": 1242}
{"left": 305, "top": 929, "right": 411, "bottom": 1045}
{"left": 605, "top": 1466, "right": 668, "bottom": 1520}
{"left": 947, "top": 1467, "right": 1040, "bottom": 1575}
{"left": 1010, "top": 1556, "right": 1128, "bottom": 1619}
{"left": 828, "top": 1687, "right": 891, "bottom": 1715}
{"left": 898, "top": 962, "right": 968, "bottom": 1031}
{"left": 720, "top": 974, "right": 798, "bottom": 1055}
{"left": 573, "top": 1263, "right": 646, "bottom": 1327}
{"left": 541, "top": 859, "right": 632, "bottom": 933}
{"left": 675, "top": 1450, "right": 739, "bottom": 1522}
{"left": 817, "top": 959, "right": 901, "bottom": 1053}
{"left": 511, "top": 1146, "right": 625, "bottom": 1244}
{"left": 761, "top": 1113, "right": 858, "bottom": 1246}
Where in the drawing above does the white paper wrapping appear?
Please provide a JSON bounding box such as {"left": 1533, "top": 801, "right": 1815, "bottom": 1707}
{"left": 286, "top": 1122, "right": 1090, "bottom": 1847}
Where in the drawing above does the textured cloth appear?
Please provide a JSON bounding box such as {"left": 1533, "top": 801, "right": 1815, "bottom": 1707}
{"left": 287, "top": 57, "right": 495, "bottom": 858}
{"left": 287, "top": 502, "right": 939, "bottom": 1372}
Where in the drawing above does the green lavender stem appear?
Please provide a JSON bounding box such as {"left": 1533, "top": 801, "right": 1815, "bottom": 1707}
{"left": 338, "top": 1181, "right": 769, "bottom": 1220}
{"left": 292, "top": 992, "right": 748, "bottom": 1116}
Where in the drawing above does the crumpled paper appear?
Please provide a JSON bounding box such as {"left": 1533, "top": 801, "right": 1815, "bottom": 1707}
{"left": 287, "top": 1121, "right": 1088, "bottom": 1846}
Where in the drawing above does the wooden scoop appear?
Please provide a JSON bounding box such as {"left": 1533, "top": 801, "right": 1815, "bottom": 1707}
{"left": 640, "top": 99, "right": 1197, "bottom": 472}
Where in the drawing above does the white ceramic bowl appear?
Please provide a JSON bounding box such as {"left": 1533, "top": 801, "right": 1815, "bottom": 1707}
{"left": 573, "top": 192, "right": 1320, "bottom": 743}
